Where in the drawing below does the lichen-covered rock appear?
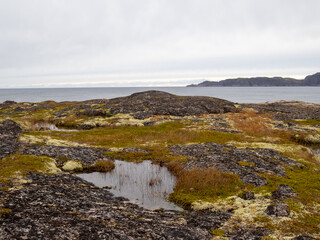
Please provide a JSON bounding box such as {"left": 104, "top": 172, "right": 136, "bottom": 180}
{"left": 0, "top": 119, "right": 22, "bottom": 159}
{"left": 0, "top": 173, "right": 219, "bottom": 239}
{"left": 170, "top": 143, "right": 302, "bottom": 186}
{"left": 241, "top": 191, "right": 255, "bottom": 200}
{"left": 265, "top": 201, "right": 290, "bottom": 217}
{"left": 243, "top": 101, "right": 320, "bottom": 121}
{"left": 292, "top": 235, "right": 315, "bottom": 240}
{"left": 227, "top": 227, "right": 270, "bottom": 240}
{"left": 23, "top": 145, "right": 109, "bottom": 167}
{"left": 102, "top": 91, "right": 237, "bottom": 119}
{"left": 272, "top": 184, "right": 298, "bottom": 199}
{"left": 187, "top": 210, "right": 231, "bottom": 230}
{"left": 77, "top": 109, "right": 111, "bottom": 117}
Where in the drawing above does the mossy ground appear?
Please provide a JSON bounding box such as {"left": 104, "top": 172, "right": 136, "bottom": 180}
{"left": 1, "top": 101, "right": 320, "bottom": 238}
{"left": 0, "top": 154, "right": 60, "bottom": 184}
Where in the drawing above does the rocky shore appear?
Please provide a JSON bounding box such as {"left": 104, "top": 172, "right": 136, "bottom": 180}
{"left": 0, "top": 91, "right": 319, "bottom": 239}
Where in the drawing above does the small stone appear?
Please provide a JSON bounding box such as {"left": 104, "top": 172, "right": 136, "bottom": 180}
{"left": 241, "top": 191, "right": 255, "bottom": 200}
{"left": 272, "top": 184, "right": 298, "bottom": 199}
{"left": 265, "top": 201, "right": 290, "bottom": 217}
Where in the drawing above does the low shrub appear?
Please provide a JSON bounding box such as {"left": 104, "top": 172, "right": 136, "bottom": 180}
{"left": 92, "top": 159, "right": 115, "bottom": 172}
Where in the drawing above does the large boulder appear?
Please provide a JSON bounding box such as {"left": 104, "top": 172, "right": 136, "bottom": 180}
{"left": 272, "top": 184, "right": 298, "bottom": 199}
{"left": 265, "top": 201, "right": 290, "bottom": 217}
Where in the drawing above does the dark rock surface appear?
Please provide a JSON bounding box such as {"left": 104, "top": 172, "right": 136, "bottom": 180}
{"left": 76, "top": 109, "right": 112, "bottom": 117}
{"left": 272, "top": 184, "right": 298, "bottom": 199}
{"left": 292, "top": 235, "right": 316, "bottom": 240}
{"left": 0, "top": 173, "right": 228, "bottom": 239}
{"left": 243, "top": 101, "right": 320, "bottom": 121}
{"left": 170, "top": 143, "right": 302, "bottom": 186}
{"left": 241, "top": 191, "right": 255, "bottom": 200}
{"left": 0, "top": 120, "right": 22, "bottom": 159}
{"left": 265, "top": 201, "right": 290, "bottom": 217}
{"left": 0, "top": 101, "right": 17, "bottom": 109}
{"left": 23, "top": 145, "right": 109, "bottom": 166}
{"left": 102, "top": 91, "right": 237, "bottom": 119}
{"left": 227, "top": 227, "right": 270, "bottom": 240}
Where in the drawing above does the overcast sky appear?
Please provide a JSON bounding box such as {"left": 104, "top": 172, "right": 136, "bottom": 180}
{"left": 0, "top": 0, "right": 320, "bottom": 88}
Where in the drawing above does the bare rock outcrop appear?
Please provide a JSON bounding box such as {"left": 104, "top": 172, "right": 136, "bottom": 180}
{"left": 103, "top": 91, "right": 237, "bottom": 119}
{"left": 0, "top": 119, "right": 22, "bottom": 159}
{"left": 170, "top": 143, "right": 303, "bottom": 186}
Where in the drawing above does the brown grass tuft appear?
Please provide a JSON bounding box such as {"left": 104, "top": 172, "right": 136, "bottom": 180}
{"left": 92, "top": 159, "right": 115, "bottom": 172}
{"left": 169, "top": 167, "right": 243, "bottom": 208}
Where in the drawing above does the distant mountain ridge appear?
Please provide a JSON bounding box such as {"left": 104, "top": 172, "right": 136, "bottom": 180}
{"left": 187, "top": 72, "right": 320, "bottom": 87}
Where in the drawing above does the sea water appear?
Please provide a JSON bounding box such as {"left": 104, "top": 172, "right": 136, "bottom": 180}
{"left": 0, "top": 87, "right": 319, "bottom": 103}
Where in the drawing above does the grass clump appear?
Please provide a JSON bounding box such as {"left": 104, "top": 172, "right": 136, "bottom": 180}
{"left": 0, "top": 208, "right": 12, "bottom": 216}
{"left": 277, "top": 213, "right": 320, "bottom": 235}
{"left": 105, "top": 147, "right": 188, "bottom": 164}
{"left": 238, "top": 161, "right": 255, "bottom": 167}
{"left": 169, "top": 168, "right": 243, "bottom": 208}
{"left": 253, "top": 216, "right": 271, "bottom": 223}
{"left": 210, "top": 228, "right": 225, "bottom": 237}
{"left": 291, "top": 119, "right": 320, "bottom": 126}
{"left": 91, "top": 159, "right": 115, "bottom": 172}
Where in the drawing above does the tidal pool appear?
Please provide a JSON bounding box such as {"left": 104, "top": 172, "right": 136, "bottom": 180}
{"left": 77, "top": 160, "right": 182, "bottom": 211}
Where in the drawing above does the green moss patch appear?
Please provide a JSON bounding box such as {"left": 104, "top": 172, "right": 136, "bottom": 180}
{"left": 169, "top": 168, "right": 244, "bottom": 209}
{"left": 292, "top": 119, "right": 320, "bottom": 126}
{"left": 105, "top": 147, "right": 188, "bottom": 164}
{"left": 0, "top": 154, "right": 60, "bottom": 183}
{"left": 23, "top": 121, "right": 245, "bottom": 149}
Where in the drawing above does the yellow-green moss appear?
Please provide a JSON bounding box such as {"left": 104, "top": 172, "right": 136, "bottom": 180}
{"left": 0, "top": 154, "right": 61, "bottom": 183}
{"left": 238, "top": 161, "right": 255, "bottom": 167}
{"left": 23, "top": 121, "right": 245, "bottom": 149}
{"left": 105, "top": 147, "right": 188, "bottom": 164}
{"left": 292, "top": 119, "right": 320, "bottom": 126}
{"left": 210, "top": 228, "right": 225, "bottom": 237}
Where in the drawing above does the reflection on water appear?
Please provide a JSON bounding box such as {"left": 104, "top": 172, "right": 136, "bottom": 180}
{"left": 77, "top": 160, "right": 182, "bottom": 211}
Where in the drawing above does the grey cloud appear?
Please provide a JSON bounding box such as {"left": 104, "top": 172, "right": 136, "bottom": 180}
{"left": 0, "top": 0, "right": 319, "bottom": 87}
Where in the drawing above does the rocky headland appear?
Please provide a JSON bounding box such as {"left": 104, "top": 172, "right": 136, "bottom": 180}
{"left": 0, "top": 91, "right": 320, "bottom": 239}
{"left": 187, "top": 72, "right": 320, "bottom": 87}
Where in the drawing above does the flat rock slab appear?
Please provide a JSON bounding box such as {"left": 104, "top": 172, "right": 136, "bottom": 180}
{"left": 170, "top": 143, "right": 302, "bottom": 186}
{"left": 23, "top": 145, "right": 109, "bottom": 166}
{"left": 243, "top": 101, "right": 320, "bottom": 121}
{"left": 0, "top": 173, "right": 231, "bottom": 239}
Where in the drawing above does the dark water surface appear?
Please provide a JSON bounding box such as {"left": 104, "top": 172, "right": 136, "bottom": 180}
{"left": 1, "top": 87, "right": 319, "bottom": 103}
{"left": 77, "top": 160, "right": 182, "bottom": 211}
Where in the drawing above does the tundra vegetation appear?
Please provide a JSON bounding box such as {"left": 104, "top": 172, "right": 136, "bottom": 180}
{"left": 0, "top": 91, "right": 320, "bottom": 239}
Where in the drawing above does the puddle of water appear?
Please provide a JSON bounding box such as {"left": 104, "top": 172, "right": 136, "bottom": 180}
{"left": 35, "top": 123, "right": 78, "bottom": 132}
{"left": 77, "top": 160, "right": 182, "bottom": 211}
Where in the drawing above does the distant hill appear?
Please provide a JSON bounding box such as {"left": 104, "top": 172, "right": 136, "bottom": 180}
{"left": 187, "top": 72, "right": 320, "bottom": 87}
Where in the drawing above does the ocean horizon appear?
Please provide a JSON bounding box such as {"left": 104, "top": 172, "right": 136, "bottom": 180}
{"left": 0, "top": 86, "right": 319, "bottom": 104}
